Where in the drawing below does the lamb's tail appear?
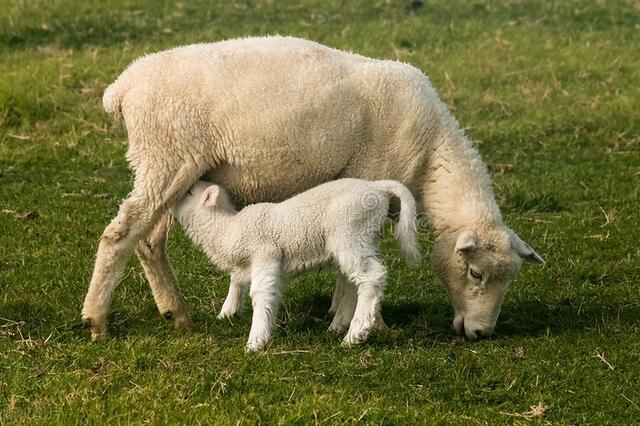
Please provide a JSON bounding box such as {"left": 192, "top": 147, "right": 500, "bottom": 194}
{"left": 102, "top": 74, "right": 131, "bottom": 118}
{"left": 374, "top": 180, "right": 421, "bottom": 266}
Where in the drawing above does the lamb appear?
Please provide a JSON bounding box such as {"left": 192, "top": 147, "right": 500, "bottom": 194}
{"left": 82, "top": 36, "right": 544, "bottom": 341}
{"left": 170, "top": 178, "right": 420, "bottom": 351}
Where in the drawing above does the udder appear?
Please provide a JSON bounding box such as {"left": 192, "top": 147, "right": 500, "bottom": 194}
{"left": 203, "top": 159, "right": 345, "bottom": 208}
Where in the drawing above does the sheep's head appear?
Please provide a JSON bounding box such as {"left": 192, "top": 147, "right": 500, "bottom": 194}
{"left": 432, "top": 226, "right": 544, "bottom": 340}
{"left": 170, "top": 181, "right": 236, "bottom": 223}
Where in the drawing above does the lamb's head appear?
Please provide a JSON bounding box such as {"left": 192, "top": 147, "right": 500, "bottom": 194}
{"left": 432, "top": 226, "right": 544, "bottom": 340}
{"left": 170, "top": 181, "right": 236, "bottom": 224}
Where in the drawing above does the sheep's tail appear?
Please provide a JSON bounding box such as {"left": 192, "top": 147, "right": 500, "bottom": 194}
{"left": 374, "top": 180, "right": 421, "bottom": 266}
{"left": 102, "top": 73, "right": 132, "bottom": 118}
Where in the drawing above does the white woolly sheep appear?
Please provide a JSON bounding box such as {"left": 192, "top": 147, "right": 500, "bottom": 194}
{"left": 171, "top": 178, "right": 419, "bottom": 350}
{"left": 82, "top": 36, "right": 543, "bottom": 341}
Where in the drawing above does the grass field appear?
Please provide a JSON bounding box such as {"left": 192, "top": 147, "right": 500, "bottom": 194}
{"left": 1, "top": 0, "right": 639, "bottom": 423}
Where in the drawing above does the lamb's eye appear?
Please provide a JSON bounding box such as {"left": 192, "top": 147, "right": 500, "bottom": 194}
{"left": 469, "top": 268, "right": 483, "bottom": 281}
{"left": 187, "top": 189, "right": 193, "bottom": 196}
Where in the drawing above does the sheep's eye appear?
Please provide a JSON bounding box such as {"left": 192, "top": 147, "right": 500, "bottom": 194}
{"left": 469, "top": 268, "right": 483, "bottom": 281}
{"left": 187, "top": 189, "right": 193, "bottom": 196}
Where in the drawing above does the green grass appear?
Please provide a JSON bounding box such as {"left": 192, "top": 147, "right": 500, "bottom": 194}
{"left": 1, "top": 0, "right": 639, "bottom": 423}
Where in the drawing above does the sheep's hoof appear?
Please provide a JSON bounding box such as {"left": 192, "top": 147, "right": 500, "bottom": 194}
{"left": 91, "top": 329, "right": 110, "bottom": 341}
{"left": 173, "top": 313, "right": 192, "bottom": 329}
{"left": 162, "top": 309, "right": 192, "bottom": 329}
{"left": 82, "top": 317, "right": 110, "bottom": 341}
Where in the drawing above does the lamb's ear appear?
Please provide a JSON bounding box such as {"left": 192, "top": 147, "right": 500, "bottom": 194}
{"left": 455, "top": 230, "right": 477, "bottom": 255}
{"left": 510, "top": 233, "right": 545, "bottom": 265}
{"left": 201, "top": 185, "right": 221, "bottom": 208}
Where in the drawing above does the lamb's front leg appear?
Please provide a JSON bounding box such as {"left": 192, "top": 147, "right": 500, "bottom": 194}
{"left": 246, "top": 257, "right": 283, "bottom": 351}
{"left": 218, "top": 271, "right": 250, "bottom": 319}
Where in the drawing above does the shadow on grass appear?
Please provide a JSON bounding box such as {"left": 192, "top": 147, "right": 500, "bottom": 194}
{"left": 280, "top": 293, "right": 639, "bottom": 342}
{"left": 3, "top": 292, "right": 637, "bottom": 344}
{"left": 116, "top": 294, "right": 640, "bottom": 342}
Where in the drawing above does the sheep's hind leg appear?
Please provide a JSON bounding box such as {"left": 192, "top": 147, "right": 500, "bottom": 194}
{"left": 343, "top": 258, "right": 387, "bottom": 346}
{"left": 82, "top": 161, "right": 200, "bottom": 341}
{"left": 136, "top": 212, "right": 191, "bottom": 328}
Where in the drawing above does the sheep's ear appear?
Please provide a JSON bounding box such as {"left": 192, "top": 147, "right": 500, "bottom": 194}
{"left": 455, "top": 230, "right": 477, "bottom": 255}
{"left": 201, "top": 185, "right": 220, "bottom": 208}
{"left": 510, "top": 233, "right": 545, "bottom": 265}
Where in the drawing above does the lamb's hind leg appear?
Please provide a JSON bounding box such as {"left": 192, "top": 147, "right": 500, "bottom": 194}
{"left": 342, "top": 257, "right": 387, "bottom": 346}
{"left": 82, "top": 161, "right": 200, "bottom": 340}
{"left": 328, "top": 272, "right": 356, "bottom": 332}
{"left": 136, "top": 212, "right": 191, "bottom": 328}
{"left": 328, "top": 272, "right": 346, "bottom": 316}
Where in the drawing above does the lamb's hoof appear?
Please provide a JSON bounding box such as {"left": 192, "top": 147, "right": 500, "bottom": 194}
{"left": 328, "top": 322, "right": 347, "bottom": 334}
{"left": 373, "top": 317, "right": 388, "bottom": 332}
{"left": 245, "top": 343, "right": 266, "bottom": 352}
{"left": 162, "top": 311, "right": 174, "bottom": 320}
{"left": 341, "top": 337, "right": 361, "bottom": 347}
{"left": 328, "top": 317, "right": 350, "bottom": 333}
{"left": 245, "top": 337, "right": 268, "bottom": 352}
{"left": 342, "top": 330, "right": 368, "bottom": 347}
{"left": 82, "top": 317, "right": 109, "bottom": 341}
{"left": 217, "top": 310, "right": 238, "bottom": 320}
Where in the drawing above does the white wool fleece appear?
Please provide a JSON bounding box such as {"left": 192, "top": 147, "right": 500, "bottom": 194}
{"left": 82, "top": 36, "right": 543, "bottom": 343}
{"left": 171, "top": 178, "right": 420, "bottom": 351}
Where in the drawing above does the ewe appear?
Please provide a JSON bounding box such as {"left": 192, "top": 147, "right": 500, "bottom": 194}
{"left": 171, "top": 179, "right": 420, "bottom": 351}
{"left": 82, "top": 36, "right": 543, "bottom": 341}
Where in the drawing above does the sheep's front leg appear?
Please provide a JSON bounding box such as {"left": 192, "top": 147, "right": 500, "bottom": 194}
{"left": 136, "top": 212, "right": 191, "bottom": 328}
{"left": 343, "top": 258, "right": 387, "bottom": 346}
{"left": 82, "top": 159, "right": 201, "bottom": 341}
{"left": 82, "top": 191, "right": 164, "bottom": 340}
{"left": 218, "top": 271, "right": 250, "bottom": 319}
{"left": 246, "top": 258, "right": 283, "bottom": 351}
